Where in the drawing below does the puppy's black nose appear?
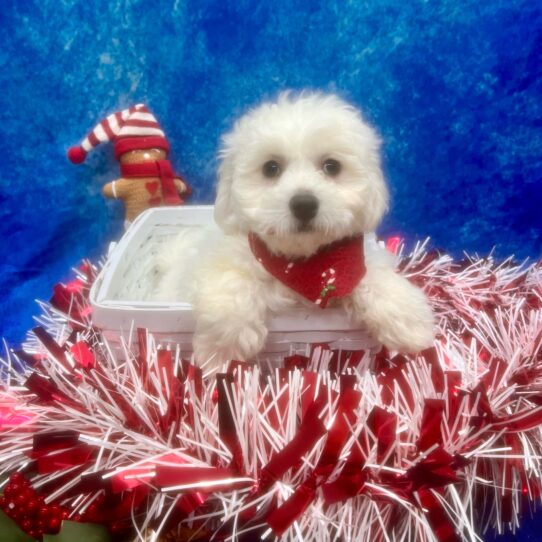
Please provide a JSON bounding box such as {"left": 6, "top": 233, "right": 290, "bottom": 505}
{"left": 289, "top": 192, "right": 319, "bottom": 223}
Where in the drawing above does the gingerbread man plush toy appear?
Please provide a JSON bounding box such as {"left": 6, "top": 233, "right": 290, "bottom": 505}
{"left": 68, "top": 104, "right": 190, "bottom": 225}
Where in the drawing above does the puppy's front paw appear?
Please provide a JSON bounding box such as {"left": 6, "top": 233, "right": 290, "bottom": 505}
{"left": 375, "top": 291, "right": 434, "bottom": 353}
{"left": 193, "top": 320, "right": 268, "bottom": 370}
{"left": 350, "top": 272, "right": 435, "bottom": 354}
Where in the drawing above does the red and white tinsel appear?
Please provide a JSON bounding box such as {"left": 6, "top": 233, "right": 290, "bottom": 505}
{"left": 1, "top": 241, "right": 542, "bottom": 542}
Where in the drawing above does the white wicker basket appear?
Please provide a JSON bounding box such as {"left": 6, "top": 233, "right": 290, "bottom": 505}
{"left": 90, "top": 206, "right": 379, "bottom": 358}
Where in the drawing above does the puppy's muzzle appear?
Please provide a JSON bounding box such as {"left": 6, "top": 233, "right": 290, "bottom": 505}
{"left": 289, "top": 192, "right": 319, "bottom": 224}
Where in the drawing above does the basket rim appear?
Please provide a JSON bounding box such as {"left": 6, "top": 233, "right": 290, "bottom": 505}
{"left": 89, "top": 206, "right": 375, "bottom": 338}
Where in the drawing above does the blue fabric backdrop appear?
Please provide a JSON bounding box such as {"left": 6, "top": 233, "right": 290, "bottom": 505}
{"left": 0, "top": 2, "right": 541, "bottom": 537}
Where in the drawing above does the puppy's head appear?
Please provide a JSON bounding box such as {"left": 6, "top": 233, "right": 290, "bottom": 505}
{"left": 215, "top": 93, "right": 389, "bottom": 257}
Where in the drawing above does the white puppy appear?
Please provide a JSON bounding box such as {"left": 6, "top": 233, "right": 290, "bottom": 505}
{"left": 157, "top": 93, "right": 434, "bottom": 366}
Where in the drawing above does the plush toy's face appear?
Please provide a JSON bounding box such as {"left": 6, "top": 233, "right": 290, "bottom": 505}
{"left": 215, "top": 93, "right": 389, "bottom": 258}
{"left": 119, "top": 148, "right": 167, "bottom": 164}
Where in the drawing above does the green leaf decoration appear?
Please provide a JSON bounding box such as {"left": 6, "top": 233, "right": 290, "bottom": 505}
{"left": 44, "top": 521, "right": 111, "bottom": 542}
{"left": 0, "top": 510, "right": 34, "bottom": 541}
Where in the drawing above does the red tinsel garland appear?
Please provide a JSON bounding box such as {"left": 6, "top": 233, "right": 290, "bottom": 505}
{"left": 0, "top": 242, "right": 541, "bottom": 542}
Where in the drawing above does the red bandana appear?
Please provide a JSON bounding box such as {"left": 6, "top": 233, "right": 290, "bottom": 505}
{"left": 120, "top": 160, "right": 187, "bottom": 205}
{"left": 248, "top": 233, "right": 366, "bottom": 308}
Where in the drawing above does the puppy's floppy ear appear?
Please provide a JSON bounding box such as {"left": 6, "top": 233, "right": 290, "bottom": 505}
{"left": 358, "top": 131, "right": 390, "bottom": 232}
{"left": 362, "top": 158, "right": 390, "bottom": 232}
{"left": 341, "top": 104, "right": 390, "bottom": 232}
{"left": 213, "top": 141, "right": 239, "bottom": 233}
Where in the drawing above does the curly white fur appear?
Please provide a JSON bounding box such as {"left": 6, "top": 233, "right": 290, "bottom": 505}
{"left": 156, "top": 92, "right": 434, "bottom": 367}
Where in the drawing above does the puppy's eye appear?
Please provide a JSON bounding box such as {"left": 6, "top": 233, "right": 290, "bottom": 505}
{"left": 322, "top": 158, "right": 341, "bottom": 177}
{"left": 262, "top": 160, "right": 282, "bottom": 179}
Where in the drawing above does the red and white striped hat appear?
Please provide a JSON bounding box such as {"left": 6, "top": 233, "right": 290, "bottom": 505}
{"left": 67, "top": 104, "right": 170, "bottom": 164}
